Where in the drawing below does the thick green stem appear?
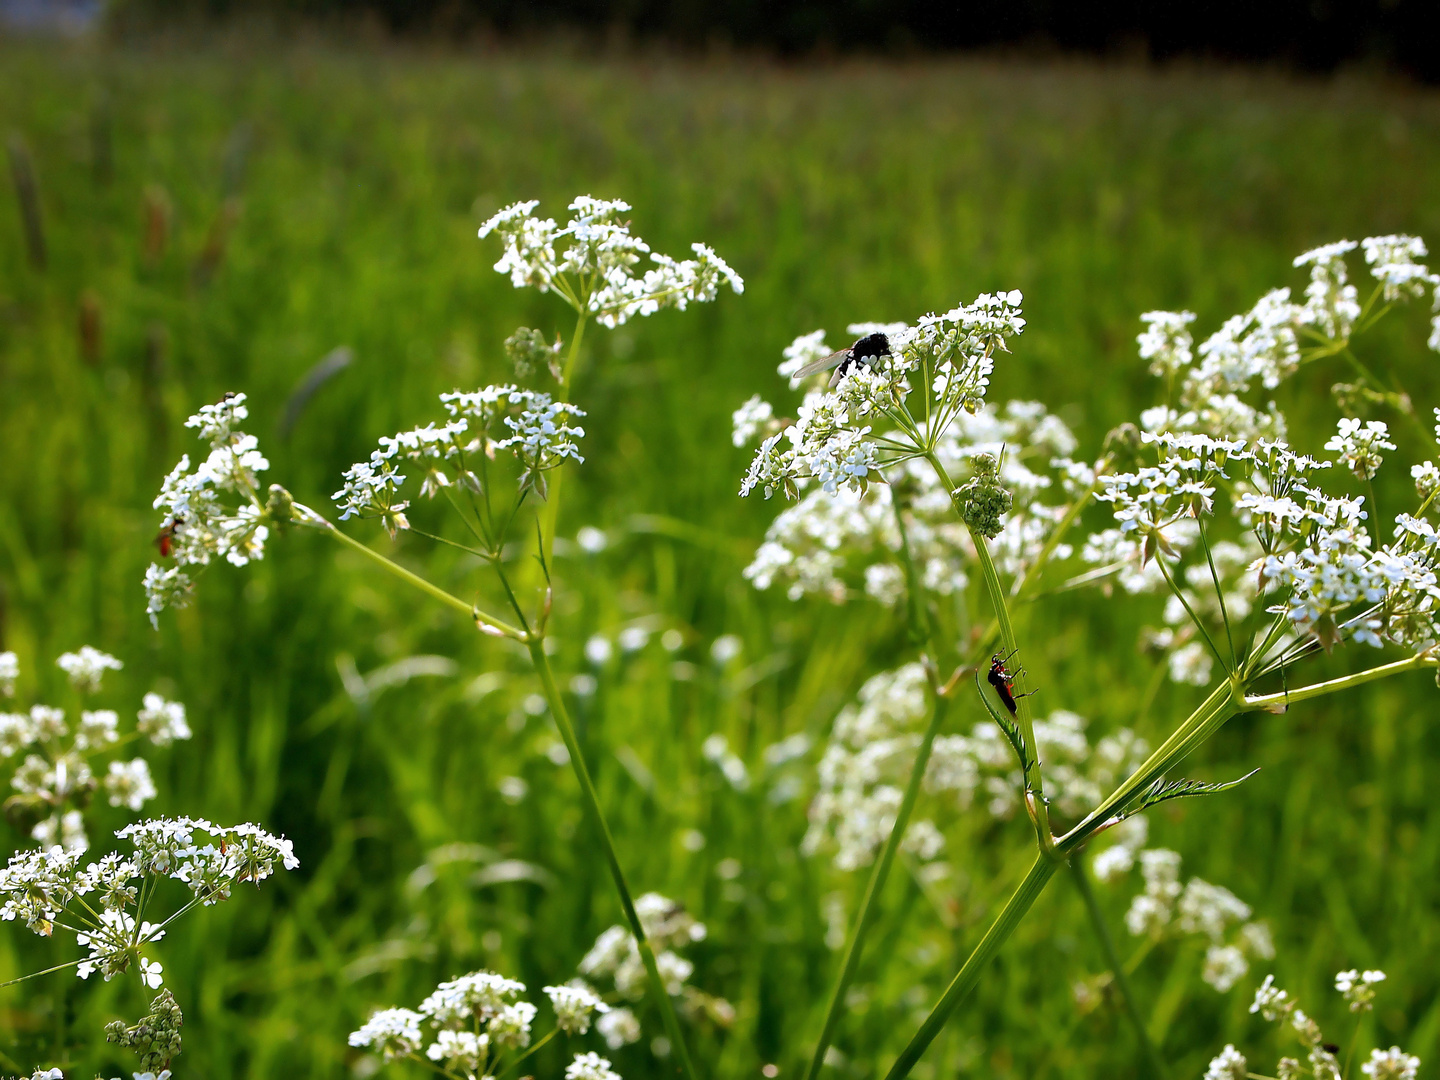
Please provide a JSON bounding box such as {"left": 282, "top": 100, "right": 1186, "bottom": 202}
{"left": 1058, "top": 679, "right": 1237, "bottom": 852}
{"left": 1070, "top": 860, "right": 1166, "bottom": 1079}
{"left": 882, "top": 854, "right": 1059, "bottom": 1080}
{"left": 316, "top": 518, "right": 524, "bottom": 639}
{"left": 802, "top": 694, "right": 951, "bottom": 1080}
{"left": 527, "top": 640, "right": 698, "bottom": 1080}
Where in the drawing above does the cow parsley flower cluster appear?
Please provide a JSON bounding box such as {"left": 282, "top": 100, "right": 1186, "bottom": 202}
{"left": 144, "top": 393, "right": 274, "bottom": 624}
{"left": 333, "top": 386, "right": 588, "bottom": 535}
{"left": 1090, "top": 835, "right": 1272, "bottom": 993}
{"left": 739, "top": 294, "right": 1024, "bottom": 503}
{"left": 740, "top": 399, "right": 1086, "bottom": 604}
{"left": 0, "top": 649, "right": 190, "bottom": 852}
{"left": 803, "top": 665, "right": 1149, "bottom": 871}
{"left": 578, "top": 893, "right": 733, "bottom": 1048}
{"left": 0, "top": 817, "right": 296, "bottom": 987}
{"left": 1207, "top": 968, "right": 1420, "bottom": 1080}
{"left": 350, "top": 968, "right": 618, "bottom": 1080}
{"left": 478, "top": 196, "right": 742, "bottom": 328}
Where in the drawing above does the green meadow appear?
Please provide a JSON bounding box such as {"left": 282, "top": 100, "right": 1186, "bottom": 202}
{"left": 2, "top": 33, "right": 1440, "bottom": 1079}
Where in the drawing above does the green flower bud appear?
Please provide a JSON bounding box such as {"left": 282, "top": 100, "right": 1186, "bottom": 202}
{"left": 505, "top": 327, "right": 562, "bottom": 383}
{"left": 955, "top": 453, "right": 1012, "bottom": 539}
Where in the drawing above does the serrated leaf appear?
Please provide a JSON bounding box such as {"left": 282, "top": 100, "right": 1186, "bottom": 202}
{"left": 973, "top": 671, "right": 1033, "bottom": 781}
{"left": 1124, "top": 768, "right": 1260, "bottom": 818}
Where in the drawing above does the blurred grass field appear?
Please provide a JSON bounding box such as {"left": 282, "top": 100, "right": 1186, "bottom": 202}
{"left": 3, "top": 31, "right": 1440, "bottom": 1080}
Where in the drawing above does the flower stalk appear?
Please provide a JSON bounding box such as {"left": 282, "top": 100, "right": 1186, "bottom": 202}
{"left": 526, "top": 639, "right": 699, "bottom": 1080}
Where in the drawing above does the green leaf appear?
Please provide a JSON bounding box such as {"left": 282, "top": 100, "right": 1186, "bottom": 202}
{"left": 1123, "top": 768, "right": 1260, "bottom": 818}
{"left": 974, "top": 671, "right": 1033, "bottom": 782}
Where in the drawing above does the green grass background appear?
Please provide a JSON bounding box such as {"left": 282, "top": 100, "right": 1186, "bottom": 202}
{"left": 2, "top": 32, "right": 1440, "bottom": 1080}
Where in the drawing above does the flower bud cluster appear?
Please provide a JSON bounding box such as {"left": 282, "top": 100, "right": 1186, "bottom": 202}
{"left": 479, "top": 196, "right": 742, "bottom": 327}
{"left": 0, "top": 649, "right": 189, "bottom": 852}
{"left": 105, "top": 988, "right": 184, "bottom": 1074}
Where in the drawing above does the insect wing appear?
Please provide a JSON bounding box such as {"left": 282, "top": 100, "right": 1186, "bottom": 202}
{"left": 790, "top": 348, "right": 850, "bottom": 380}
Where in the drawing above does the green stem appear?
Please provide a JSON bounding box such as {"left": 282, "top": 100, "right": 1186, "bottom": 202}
{"left": 1070, "top": 860, "right": 1166, "bottom": 1079}
{"left": 1243, "top": 653, "right": 1436, "bottom": 711}
{"left": 802, "top": 694, "right": 952, "bottom": 1080}
{"left": 882, "top": 854, "right": 1059, "bottom": 1080}
{"left": 1197, "top": 517, "right": 1237, "bottom": 668}
{"left": 526, "top": 640, "right": 698, "bottom": 1080}
{"left": 1058, "top": 679, "right": 1238, "bottom": 852}
{"left": 923, "top": 450, "right": 1052, "bottom": 844}
{"left": 540, "top": 310, "right": 589, "bottom": 565}
{"left": 311, "top": 516, "right": 524, "bottom": 639}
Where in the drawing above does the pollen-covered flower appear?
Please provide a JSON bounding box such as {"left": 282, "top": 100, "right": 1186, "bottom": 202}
{"left": 1362, "top": 1047, "right": 1421, "bottom": 1080}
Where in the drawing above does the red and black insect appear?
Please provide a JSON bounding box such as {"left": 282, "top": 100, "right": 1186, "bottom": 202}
{"left": 155, "top": 516, "right": 184, "bottom": 558}
{"left": 986, "top": 650, "right": 1036, "bottom": 717}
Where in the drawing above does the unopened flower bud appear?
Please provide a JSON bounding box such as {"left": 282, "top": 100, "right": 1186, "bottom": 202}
{"left": 505, "top": 327, "right": 563, "bottom": 384}
{"left": 955, "top": 454, "right": 1012, "bottom": 540}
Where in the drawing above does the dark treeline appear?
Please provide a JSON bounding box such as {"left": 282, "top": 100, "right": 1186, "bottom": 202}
{"left": 113, "top": 0, "right": 1440, "bottom": 81}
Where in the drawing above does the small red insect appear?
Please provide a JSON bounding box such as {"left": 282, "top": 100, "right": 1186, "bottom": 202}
{"left": 986, "top": 650, "right": 1035, "bottom": 717}
{"left": 155, "top": 516, "right": 183, "bottom": 558}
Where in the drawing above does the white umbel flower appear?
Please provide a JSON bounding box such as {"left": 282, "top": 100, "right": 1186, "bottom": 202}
{"left": 56, "top": 647, "right": 123, "bottom": 694}
{"left": 565, "top": 1051, "right": 623, "bottom": 1080}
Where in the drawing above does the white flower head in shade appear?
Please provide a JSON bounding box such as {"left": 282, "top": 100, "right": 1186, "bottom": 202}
{"left": 1335, "top": 968, "right": 1386, "bottom": 1012}
{"left": 1205, "top": 1044, "right": 1248, "bottom": 1080}
{"left": 596, "top": 1006, "right": 642, "bottom": 1049}
{"left": 1361, "top": 234, "right": 1435, "bottom": 302}
{"left": 137, "top": 694, "right": 191, "bottom": 746}
{"left": 545, "top": 982, "right": 609, "bottom": 1034}
{"left": 565, "top": 1051, "right": 623, "bottom": 1080}
{"left": 56, "top": 647, "right": 123, "bottom": 694}
{"left": 105, "top": 759, "right": 157, "bottom": 812}
{"left": 0, "top": 652, "right": 17, "bottom": 697}
{"left": 348, "top": 1008, "right": 424, "bottom": 1060}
